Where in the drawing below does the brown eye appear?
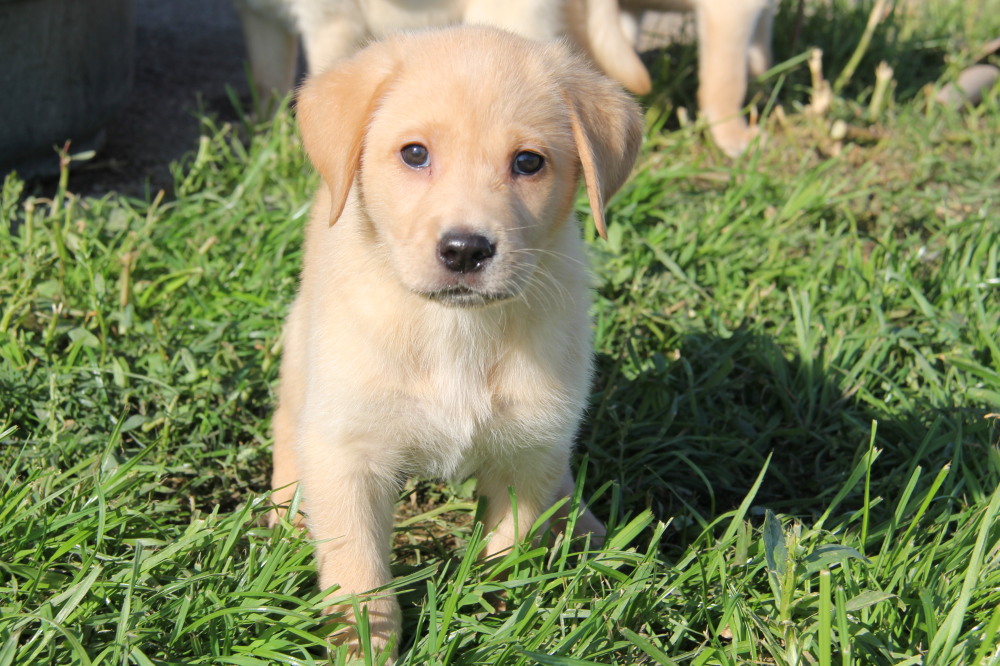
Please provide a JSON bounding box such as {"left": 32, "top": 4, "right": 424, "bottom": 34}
{"left": 400, "top": 143, "right": 430, "bottom": 168}
{"left": 513, "top": 151, "right": 544, "bottom": 175}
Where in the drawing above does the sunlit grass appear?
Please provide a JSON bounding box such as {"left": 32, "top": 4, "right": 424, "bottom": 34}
{"left": 2, "top": 1, "right": 999, "bottom": 663}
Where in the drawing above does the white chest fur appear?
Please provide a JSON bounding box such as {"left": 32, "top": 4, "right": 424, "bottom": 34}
{"left": 307, "top": 298, "right": 592, "bottom": 480}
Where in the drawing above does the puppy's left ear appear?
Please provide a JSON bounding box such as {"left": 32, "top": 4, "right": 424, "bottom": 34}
{"left": 560, "top": 56, "right": 644, "bottom": 239}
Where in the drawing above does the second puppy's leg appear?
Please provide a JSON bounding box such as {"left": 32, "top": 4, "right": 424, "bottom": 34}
{"left": 463, "top": 0, "right": 565, "bottom": 42}
{"left": 294, "top": 5, "right": 369, "bottom": 75}
{"left": 234, "top": 0, "right": 299, "bottom": 96}
{"left": 747, "top": 0, "right": 776, "bottom": 78}
{"left": 695, "top": 0, "right": 770, "bottom": 156}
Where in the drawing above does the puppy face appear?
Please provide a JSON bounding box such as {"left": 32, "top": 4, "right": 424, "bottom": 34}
{"left": 360, "top": 53, "right": 580, "bottom": 307}
{"left": 296, "top": 27, "right": 644, "bottom": 308}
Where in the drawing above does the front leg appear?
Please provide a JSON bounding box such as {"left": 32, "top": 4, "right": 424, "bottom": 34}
{"left": 297, "top": 425, "right": 402, "bottom": 658}
{"left": 477, "top": 451, "right": 605, "bottom": 560}
{"left": 549, "top": 466, "right": 607, "bottom": 544}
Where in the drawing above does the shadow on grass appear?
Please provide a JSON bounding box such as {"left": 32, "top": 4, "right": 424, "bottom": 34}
{"left": 581, "top": 326, "right": 997, "bottom": 552}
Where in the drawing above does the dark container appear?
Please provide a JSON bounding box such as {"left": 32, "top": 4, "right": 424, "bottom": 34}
{"left": 0, "top": 0, "right": 135, "bottom": 179}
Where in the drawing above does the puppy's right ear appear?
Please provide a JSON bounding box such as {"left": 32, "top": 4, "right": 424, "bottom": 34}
{"left": 296, "top": 42, "right": 398, "bottom": 226}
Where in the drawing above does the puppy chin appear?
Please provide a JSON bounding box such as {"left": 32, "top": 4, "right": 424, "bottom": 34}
{"left": 418, "top": 285, "right": 516, "bottom": 308}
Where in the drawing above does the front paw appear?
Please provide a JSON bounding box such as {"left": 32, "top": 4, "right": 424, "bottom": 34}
{"left": 323, "top": 594, "right": 402, "bottom": 664}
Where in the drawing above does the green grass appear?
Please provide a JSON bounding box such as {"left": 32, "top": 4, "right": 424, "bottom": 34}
{"left": 2, "top": 1, "right": 999, "bottom": 663}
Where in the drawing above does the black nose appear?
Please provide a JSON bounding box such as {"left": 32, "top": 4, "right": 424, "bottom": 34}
{"left": 437, "top": 231, "right": 496, "bottom": 274}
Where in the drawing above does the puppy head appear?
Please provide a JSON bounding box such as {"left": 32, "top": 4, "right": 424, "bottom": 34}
{"left": 296, "top": 27, "right": 642, "bottom": 307}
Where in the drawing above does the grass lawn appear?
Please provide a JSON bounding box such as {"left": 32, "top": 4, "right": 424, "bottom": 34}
{"left": 2, "top": 1, "right": 999, "bottom": 664}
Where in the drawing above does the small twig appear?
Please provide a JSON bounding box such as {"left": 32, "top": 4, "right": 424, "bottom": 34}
{"left": 868, "top": 61, "right": 894, "bottom": 120}
{"left": 834, "top": 0, "right": 895, "bottom": 94}
{"left": 972, "top": 36, "right": 1000, "bottom": 63}
{"left": 806, "top": 48, "right": 833, "bottom": 116}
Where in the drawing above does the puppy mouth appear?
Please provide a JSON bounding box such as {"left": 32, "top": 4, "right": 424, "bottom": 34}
{"left": 419, "top": 285, "right": 516, "bottom": 308}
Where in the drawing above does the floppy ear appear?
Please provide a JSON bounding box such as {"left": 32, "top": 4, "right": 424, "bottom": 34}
{"left": 295, "top": 42, "right": 398, "bottom": 225}
{"left": 561, "top": 58, "right": 644, "bottom": 239}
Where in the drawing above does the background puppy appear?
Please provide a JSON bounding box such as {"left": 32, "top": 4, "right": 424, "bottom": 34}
{"left": 270, "top": 26, "right": 643, "bottom": 657}
{"left": 234, "top": 0, "right": 773, "bottom": 156}
{"left": 233, "top": 0, "right": 651, "bottom": 97}
{"left": 617, "top": 0, "right": 776, "bottom": 156}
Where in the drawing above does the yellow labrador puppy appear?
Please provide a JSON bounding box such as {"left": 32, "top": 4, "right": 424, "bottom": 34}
{"left": 270, "top": 26, "right": 643, "bottom": 656}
